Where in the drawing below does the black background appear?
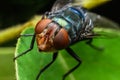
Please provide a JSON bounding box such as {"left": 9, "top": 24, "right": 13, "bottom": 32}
{"left": 91, "top": 0, "right": 119, "bottom": 24}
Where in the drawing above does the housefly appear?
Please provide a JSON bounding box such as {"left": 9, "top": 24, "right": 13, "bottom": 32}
{"left": 14, "top": 0, "right": 120, "bottom": 80}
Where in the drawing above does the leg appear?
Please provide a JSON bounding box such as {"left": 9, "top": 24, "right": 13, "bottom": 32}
{"left": 36, "top": 52, "right": 58, "bottom": 80}
{"left": 17, "top": 34, "right": 34, "bottom": 39}
{"left": 13, "top": 34, "right": 36, "bottom": 61}
{"left": 86, "top": 38, "right": 103, "bottom": 51}
{"left": 64, "top": 47, "right": 81, "bottom": 80}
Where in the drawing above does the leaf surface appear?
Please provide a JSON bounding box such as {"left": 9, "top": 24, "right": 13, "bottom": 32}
{"left": 15, "top": 26, "right": 120, "bottom": 80}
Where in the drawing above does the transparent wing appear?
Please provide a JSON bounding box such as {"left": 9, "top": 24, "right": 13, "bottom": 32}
{"left": 51, "top": 0, "right": 109, "bottom": 11}
{"left": 87, "top": 12, "right": 120, "bottom": 39}
{"left": 51, "top": 0, "right": 73, "bottom": 11}
{"left": 87, "top": 12, "right": 120, "bottom": 29}
{"left": 51, "top": 0, "right": 86, "bottom": 11}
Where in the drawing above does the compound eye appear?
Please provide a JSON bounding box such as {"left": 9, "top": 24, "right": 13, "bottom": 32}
{"left": 53, "top": 28, "right": 70, "bottom": 50}
{"left": 35, "top": 19, "right": 52, "bottom": 34}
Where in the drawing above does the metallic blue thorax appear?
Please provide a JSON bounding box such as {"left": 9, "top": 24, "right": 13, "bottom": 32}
{"left": 48, "top": 7, "right": 88, "bottom": 43}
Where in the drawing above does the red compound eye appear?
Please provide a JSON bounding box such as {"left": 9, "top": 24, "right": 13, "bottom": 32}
{"left": 35, "top": 18, "right": 52, "bottom": 34}
{"left": 53, "top": 28, "right": 70, "bottom": 50}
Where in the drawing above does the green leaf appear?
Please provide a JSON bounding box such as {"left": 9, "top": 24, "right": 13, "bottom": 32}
{"left": 15, "top": 26, "right": 120, "bottom": 80}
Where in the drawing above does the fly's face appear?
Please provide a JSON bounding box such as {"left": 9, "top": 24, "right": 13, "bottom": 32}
{"left": 35, "top": 18, "right": 70, "bottom": 52}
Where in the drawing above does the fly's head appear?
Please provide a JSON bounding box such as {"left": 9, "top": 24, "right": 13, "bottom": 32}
{"left": 35, "top": 18, "right": 70, "bottom": 52}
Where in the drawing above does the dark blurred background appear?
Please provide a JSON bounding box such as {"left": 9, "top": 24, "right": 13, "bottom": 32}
{"left": 91, "top": 0, "right": 119, "bottom": 24}
{"left": 0, "top": 0, "right": 56, "bottom": 29}
{"left": 0, "top": 0, "right": 119, "bottom": 29}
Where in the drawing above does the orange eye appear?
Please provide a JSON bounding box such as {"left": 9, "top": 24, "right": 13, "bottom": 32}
{"left": 35, "top": 18, "right": 52, "bottom": 34}
{"left": 53, "top": 28, "right": 70, "bottom": 50}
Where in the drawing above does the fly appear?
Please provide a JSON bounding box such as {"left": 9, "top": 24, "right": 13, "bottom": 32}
{"left": 14, "top": 0, "right": 120, "bottom": 80}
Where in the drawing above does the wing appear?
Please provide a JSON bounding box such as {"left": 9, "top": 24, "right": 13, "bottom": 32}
{"left": 87, "top": 12, "right": 120, "bottom": 29}
{"left": 87, "top": 12, "right": 120, "bottom": 39}
{"left": 51, "top": 0, "right": 85, "bottom": 11}
{"left": 51, "top": 0, "right": 109, "bottom": 11}
{"left": 51, "top": 0, "right": 73, "bottom": 11}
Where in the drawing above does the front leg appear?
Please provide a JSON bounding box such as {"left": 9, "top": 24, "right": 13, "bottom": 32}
{"left": 14, "top": 33, "right": 36, "bottom": 61}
